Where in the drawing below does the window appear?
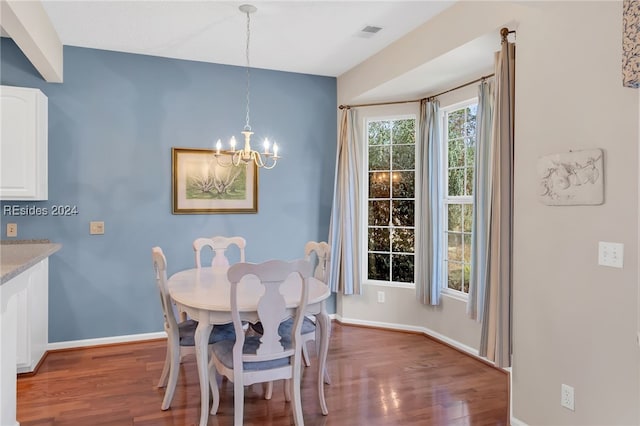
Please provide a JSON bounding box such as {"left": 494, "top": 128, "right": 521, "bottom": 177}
{"left": 366, "top": 117, "right": 416, "bottom": 285}
{"left": 361, "top": 101, "right": 477, "bottom": 294}
{"left": 443, "top": 101, "right": 477, "bottom": 295}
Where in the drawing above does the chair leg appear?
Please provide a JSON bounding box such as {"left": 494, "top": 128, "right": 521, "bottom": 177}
{"left": 291, "top": 357, "right": 304, "bottom": 425}
{"left": 208, "top": 359, "right": 220, "bottom": 415}
{"left": 284, "top": 379, "right": 291, "bottom": 402}
{"left": 265, "top": 381, "right": 273, "bottom": 400}
{"left": 157, "top": 346, "right": 170, "bottom": 388}
{"left": 319, "top": 321, "right": 331, "bottom": 385}
{"left": 302, "top": 343, "right": 311, "bottom": 367}
{"left": 161, "top": 341, "right": 181, "bottom": 410}
{"left": 233, "top": 379, "right": 244, "bottom": 426}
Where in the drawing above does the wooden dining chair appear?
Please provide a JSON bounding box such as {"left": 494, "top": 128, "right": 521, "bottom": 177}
{"left": 151, "top": 247, "right": 235, "bottom": 410}
{"left": 193, "top": 236, "right": 246, "bottom": 268}
{"left": 209, "top": 259, "right": 313, "bottom": 426}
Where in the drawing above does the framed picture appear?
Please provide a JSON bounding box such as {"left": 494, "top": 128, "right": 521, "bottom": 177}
{"left": 537, "top": 148, "right": 604, "bottom": 206}
{"left": 172, "top": 147, "right": 258, "bottom": 214}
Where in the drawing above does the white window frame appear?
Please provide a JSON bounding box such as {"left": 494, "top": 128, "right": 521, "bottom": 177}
{"left": 361, "top": 112, "right": 418, "bottom": 289}
{"left": 440, "top": 98, "right": 478, "bottom": 300}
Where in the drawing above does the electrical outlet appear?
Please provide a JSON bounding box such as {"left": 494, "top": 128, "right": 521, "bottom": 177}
{"left": 377, "top": 291, "right": 385, "bottom": 303}
{"left": 561, "top": 384, "right": 575, "bottom": 411}
{"left": 6, "top": 223, "right": 17, "bottom": 237}
{"left": 89, "top": 221, "right": 105, "bottom": 235}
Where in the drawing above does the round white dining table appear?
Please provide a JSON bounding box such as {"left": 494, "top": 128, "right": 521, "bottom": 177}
{"left": 167, "top": 266, "right": 332, "bottom": 426}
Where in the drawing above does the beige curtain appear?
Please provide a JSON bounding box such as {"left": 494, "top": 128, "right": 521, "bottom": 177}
{"left": 479, "top": 39, "right": 515, "bottom": 368}
{"left": 327, "top": 108, "right": 362, "bottom": 295}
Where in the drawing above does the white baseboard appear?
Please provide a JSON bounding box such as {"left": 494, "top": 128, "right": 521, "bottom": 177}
{"left": 46, "top": 316, "right": 338, "bottom": 352}
{"left": 334, "top": 314, "right": 480, "bottom": 359}
{"left": 47, "top": 331, "right": 167, "bottom": 351}
{"left": 510, "top": 416, "right": 528, "bottom": 426}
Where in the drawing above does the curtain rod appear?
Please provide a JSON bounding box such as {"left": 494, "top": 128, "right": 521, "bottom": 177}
{"left": 338, "top": 73, "right": 494, "bottom": 110}
{"left": 338, "top": 26, "right": 515, "bottom": 110}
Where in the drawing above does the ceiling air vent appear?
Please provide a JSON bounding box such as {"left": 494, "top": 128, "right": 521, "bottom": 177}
{"left": 362, "top": 25, "right": 382, "bottom": 34}
{"left": 357, "top": 25, "right": 383, "bottom": 39}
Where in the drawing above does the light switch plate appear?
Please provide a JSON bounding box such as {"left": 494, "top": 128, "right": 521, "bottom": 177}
{"left": 90, "top": 221, "right": 104, "bottom": 235}
{"left": 6, "top": 223, "right": 17, "bottom": 238}
{"left": 598, "top": 242, "right": 623, "bottom": 268}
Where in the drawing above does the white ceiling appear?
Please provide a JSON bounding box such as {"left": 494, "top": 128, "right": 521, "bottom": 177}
{"left": 39, "top": 0, "right": 457, "bottom": 77}
{"left": 3, "top": 1, "right": 501, "bottom": 103}
{"left": 353, "top": 31, "right": 498, "bottom": 103}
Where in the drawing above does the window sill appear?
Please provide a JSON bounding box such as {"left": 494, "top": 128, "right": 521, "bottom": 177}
{"left": 441, "top": 289, "right": 468, "bottom": 302}
{"left": 363, "top": 281, "right": 415, "bottom": 290}
{"left": 360, "top": 282, "right": 470, "bottom": 301}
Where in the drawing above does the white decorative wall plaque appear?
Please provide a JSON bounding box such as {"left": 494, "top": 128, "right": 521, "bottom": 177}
{"left": 537, "top": 149, "right": 604, "bottom": 206}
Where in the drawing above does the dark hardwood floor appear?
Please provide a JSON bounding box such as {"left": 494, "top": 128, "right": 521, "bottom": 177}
{"left": 17, "top": 323, "right": 508, "bottom": 425}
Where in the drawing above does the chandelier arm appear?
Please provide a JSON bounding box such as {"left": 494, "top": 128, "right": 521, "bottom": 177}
{"left": 214, "top": 154, "right": 233, "bottom": 168}
{"left": 253, "top": 152, "right": 265, "bottom": 168}
{"left": 261, "top": 158, "right": 278, "bottom": 170}
{"left": 232, "top": 152, "right": 243, "bottom": 167}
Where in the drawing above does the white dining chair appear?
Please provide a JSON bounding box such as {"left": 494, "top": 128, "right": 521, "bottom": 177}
{"left": 299, "top": 241, "right": 331, "bottom": 366}
{"left": 251, "top": 241, "right": 330, "bottom": 369}
{"left": 151, "top": 247, "right": 235, "bottom": 410}
{"left": 305, "top": 241, "right": 330, "bottom": 282}
{"left": 193, "top": 236, "right": 246, "bottom": 268}
{"left": 209, "top": 259, "right": 313, "bottom": 426}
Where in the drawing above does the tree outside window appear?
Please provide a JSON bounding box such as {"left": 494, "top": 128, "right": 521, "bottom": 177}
{"left": 366, "top": 117, "right": 416, "bottom": 284}
{"left": 444, "top": 102, "right": 477, "bottom": 294}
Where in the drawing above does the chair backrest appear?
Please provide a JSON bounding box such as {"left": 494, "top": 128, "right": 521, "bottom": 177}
{"left": 227, "top": 259, "right": 313, "bottom": 365}
{"left": 152, "top": 247, "right": 179, "bottom": 334}
{"left": 193, "top": 236, "right": 246, "bottom": 268}
{"left": 304, "top": 241, "right": 330, "bottom": 282}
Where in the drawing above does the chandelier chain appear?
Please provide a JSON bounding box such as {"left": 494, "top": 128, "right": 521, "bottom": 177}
{"left": 244, "top": 10, "right": 251, "bottom": 131}
{"left": 212, "top": 4, "right": 278, "bottom": 170}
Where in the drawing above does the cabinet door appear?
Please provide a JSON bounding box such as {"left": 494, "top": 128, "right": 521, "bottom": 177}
{"left": 0, "top": 85, "right": 48, "bottom": 200}
{"left": 14, "top": 276, "right": 30, "bottom": 370}
{"left": 15, "top": 259, "right": 49, "bottom": 374}
{"left": 28, "top": 259, "right": 48, "bottom": 369}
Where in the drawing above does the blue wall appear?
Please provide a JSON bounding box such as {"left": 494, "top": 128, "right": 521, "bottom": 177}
{"left": 0, "top": 39, "right": 337, "bottom": 343}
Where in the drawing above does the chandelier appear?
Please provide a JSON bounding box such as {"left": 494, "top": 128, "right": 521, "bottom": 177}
{"left": 214, "top": 4, "right": 279, "bottom": 170}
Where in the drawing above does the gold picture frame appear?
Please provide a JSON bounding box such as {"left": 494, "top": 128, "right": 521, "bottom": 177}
{"left": 172, "top": 147, "right": 258, "bottom": 214}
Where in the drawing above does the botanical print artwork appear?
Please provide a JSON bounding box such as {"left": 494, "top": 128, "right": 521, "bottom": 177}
{"left": 537, "top": 149, "right": 604, "bottom": 206}
{"left": 184, "top": 159, "right": 247, "bottom": 201}
{"left": 172, "top": 147, "right": 257, "bottom": 214}
{"left": 623, "top": 0, "right": 640, "bottom": 88}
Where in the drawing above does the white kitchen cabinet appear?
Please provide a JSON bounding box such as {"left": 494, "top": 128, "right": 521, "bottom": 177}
{"left": 14, "top": 258, "right": 48, "bottom": 374}
{"left": 0, "top": 85, "right": 48, "bottom": 200}
{"left": 1, "top": 243, "right": 59, "bottom": 425}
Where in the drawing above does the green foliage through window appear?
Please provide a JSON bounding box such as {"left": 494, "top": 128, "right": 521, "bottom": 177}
{"left": 367, "top": 117, "right": 415, "bottom": 284}
{"left": 444, "top": 102, "right": 477, "bottom": 295}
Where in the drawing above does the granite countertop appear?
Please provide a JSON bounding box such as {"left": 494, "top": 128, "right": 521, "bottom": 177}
{"left": 0, "top": 241, "right": 62, "bottom": 284}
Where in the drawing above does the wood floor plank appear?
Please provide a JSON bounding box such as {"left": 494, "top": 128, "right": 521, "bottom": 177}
{"left": 17, "top": 323, "right": 508, "bottom": 425}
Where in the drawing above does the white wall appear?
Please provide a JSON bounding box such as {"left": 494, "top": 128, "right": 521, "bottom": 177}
{"left": 337, "top": 1, "right": 640, "bottom": 425}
